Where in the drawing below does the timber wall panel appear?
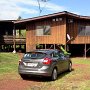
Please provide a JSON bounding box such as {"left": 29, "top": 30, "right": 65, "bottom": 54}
{"left": 67, "top": 20, "right": 90, "bottom": 44}
{"left": 26, "top": 17, "right": 66, "bottom": 51}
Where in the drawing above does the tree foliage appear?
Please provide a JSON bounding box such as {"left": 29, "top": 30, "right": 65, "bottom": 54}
{"left": 17, "top": 16, "right": 22, "bottom": 20}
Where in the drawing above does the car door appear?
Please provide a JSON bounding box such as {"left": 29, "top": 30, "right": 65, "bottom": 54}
{"left": 52, "top": 52, "right": 64, "bottom": 73}
{"left": 59, "top": 53, "right": 69, "bottom": 71}
{"left": 57, "top": 53, "right": 66, "bottom": 72}
{"left": 63, "top": 55, "right": 70, "bottom": 70}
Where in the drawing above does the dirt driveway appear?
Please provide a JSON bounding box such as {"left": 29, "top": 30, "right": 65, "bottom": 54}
{"left": 0, "top": 79, "right": 42, "bottom": 90}
{"left": 0, "top": 74, "right": 45, "bottom": 90}
{"left": 0, "top": 59, "right": 90, "bottom": 90}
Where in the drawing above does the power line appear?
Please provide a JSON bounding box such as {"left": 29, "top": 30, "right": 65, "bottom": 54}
{"left": 37, "top": 0, "right": 50, "bottom": 16}
{"left": 37, "top": 0, "right": 42, "bottom": 15}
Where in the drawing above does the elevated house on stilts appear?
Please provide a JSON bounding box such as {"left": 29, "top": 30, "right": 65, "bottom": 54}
{"left": 1, "top": 11, "right": 90, "bottom": 57}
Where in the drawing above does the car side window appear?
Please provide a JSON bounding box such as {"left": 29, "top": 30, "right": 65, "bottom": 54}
{"left": 58, "top": 53, "right": 65, "bottom": 60}
{"left": 51, "top": 52, "right": 59, "bottom": 58}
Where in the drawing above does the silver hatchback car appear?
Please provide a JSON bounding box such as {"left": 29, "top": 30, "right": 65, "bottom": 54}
{"left": 18, "top": 49, "right": 72, "bottom": 81}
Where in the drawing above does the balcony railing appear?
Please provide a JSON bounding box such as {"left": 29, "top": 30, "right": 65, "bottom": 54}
{"left": 0, "top": 35, "right": 26, "bottom": 44}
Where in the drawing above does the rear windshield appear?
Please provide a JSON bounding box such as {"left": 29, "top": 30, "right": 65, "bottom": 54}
{"left": 23, "top": 52, "right": 46, "bottom": 59}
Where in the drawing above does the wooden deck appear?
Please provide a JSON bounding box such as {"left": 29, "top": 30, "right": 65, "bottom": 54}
{"left": 0, "top": 35, "right": 26, "bottom": 44}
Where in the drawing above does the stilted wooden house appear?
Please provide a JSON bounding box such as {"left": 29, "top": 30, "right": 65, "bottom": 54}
{"left": 1, "top": 11, "right": 90, "bottom": 57}
{"left": 14, "top": 11, "right": 90, "bottom": 57}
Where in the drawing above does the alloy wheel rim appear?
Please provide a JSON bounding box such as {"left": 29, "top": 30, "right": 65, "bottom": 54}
{"left": 69, "top": 63, "right": 72, "bottom": 71}
{"left": 53, "top": 69, "right": 57, "bottom": 80}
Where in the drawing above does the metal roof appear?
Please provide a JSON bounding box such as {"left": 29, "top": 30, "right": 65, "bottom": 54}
{"left": 14, "top": 11, "right": 78, "bottom": 23}
{"left": 14, "top": 11, "right": 90, "bottom": 24}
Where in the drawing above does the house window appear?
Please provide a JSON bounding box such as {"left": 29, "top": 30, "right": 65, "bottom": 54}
{"left": 78, "top": 25, "right": 90, "bottom": 36}
{"left": 85, "top": 26, "right": 90, "bottom": 35}
{"left": 36, "top": 25, "right": 51, "bottom": 36}
{"left": 78, "top": 25, "right": 85, "bottom": 35}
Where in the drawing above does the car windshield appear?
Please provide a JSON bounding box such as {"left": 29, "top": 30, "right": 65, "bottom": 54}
{"left": 23, "top": 52, "right": 46, "bottom": 59}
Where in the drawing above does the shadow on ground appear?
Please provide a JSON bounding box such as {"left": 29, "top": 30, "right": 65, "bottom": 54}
{"left": 21, "top": 69, "right": 75, "bottom": 82}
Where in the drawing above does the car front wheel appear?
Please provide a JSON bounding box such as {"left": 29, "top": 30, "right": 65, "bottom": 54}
{"left": 51, "top": 68, "right": 57, "bottom": 81}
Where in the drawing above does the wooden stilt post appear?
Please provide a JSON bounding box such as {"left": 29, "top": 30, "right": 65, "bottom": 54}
{"left": 54, "top": 44, "right": 55, "bottom": 49}
{"left": 24, "top": 45, "right": 26, "bottom": 50}
{"left": 4, "top": 45, "right": 5, "bottom": 51}
{"left": 45, "top": 44, "right": 46, "bottom": 49}
{"left": 85, "top": 44, "right": 86, "bottom": 59}
{"left": 85, "top": 28, "right": 86, "bottom": 59}
{"left": 13, "top": 25, "right": 16, "bottom": 53}
{"left": 65, "top": 44, "right": 67, "bottom": 51}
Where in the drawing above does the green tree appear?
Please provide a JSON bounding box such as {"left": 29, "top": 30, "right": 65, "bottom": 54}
{"left": 17, "top": 16, "right": 22, "bottom": 20}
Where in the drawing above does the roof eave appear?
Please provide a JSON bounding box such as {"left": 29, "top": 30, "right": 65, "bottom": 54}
{"left": 14, "top": 11, "right": 90, "bottom": 24}
{"left": 14, "top": 11, "right": 67, "bottom": 24}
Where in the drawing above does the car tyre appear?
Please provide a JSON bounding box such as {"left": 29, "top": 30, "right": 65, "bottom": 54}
{"left": 68, "top": 62, "right": 72, "bottom": 72}
{"left": 51, "top": 68, "right": 57, "bottom": 81}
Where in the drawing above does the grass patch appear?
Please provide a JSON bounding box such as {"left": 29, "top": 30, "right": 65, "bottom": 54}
{"left": 0, "top": 53, "right": 19, "bottom": 75}
{"left": 72, "top": 58, "right": 90, "bottom": 64}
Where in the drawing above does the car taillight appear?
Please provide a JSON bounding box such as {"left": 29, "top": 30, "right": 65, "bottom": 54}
{"left": 43, "top": 57, "right": 52, "bottom": 65}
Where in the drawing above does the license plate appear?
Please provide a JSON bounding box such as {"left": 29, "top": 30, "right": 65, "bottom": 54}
{"left": 24, "top": 62, "right": 37, "bottom": 67}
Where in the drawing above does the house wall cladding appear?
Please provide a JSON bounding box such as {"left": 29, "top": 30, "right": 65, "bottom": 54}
{"left": 26, "top": 17, "right": 66, "bottom": 51}
{"left": 67, "top": 19, "right": 90, "bottom": 44}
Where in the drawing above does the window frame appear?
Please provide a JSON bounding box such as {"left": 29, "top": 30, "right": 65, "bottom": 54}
{"left": 36, "top": 25, "right": 51, "bottom": 36}
{"left": 78, "top": 25, "right": 90, "bottom": 36}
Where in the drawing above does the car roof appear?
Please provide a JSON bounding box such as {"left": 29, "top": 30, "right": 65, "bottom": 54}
{"left": 27, "top": 49, "right": 59, "bottom": 54}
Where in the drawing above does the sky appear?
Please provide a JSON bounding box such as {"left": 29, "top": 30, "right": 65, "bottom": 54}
{"left": 0, "top": 0, "right": 90, "bottom": 20}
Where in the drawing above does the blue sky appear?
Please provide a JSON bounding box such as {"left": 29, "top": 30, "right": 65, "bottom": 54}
{"left": 0, "top": 0, "right": 90, "bottom": 20}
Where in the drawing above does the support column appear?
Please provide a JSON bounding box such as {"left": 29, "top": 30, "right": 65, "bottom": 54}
{"left": 45, "top": 44, "right": 46, "bottom": 49}
{"left": 0, "top": 45, "right": 1, "bottom": 52}
{"left": 65, "top": 44, "right": 66, "bottom": 51}
{"left": 84, "top": 23, "right": 86, "bottom": 58}
{"left": 19, "top": 29, "right": 21, "bottom": 38}
{"left": 13, "top": 25, "right": 16, "bottom": 53}
{"left": 84, "top": 44, "right": 86, "bottom": 59}
{"left": 54, "top": 44, "right": 55, "bottom": 49}
{"left": 3, "top": 45, "right": 5, "bottom": 51}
